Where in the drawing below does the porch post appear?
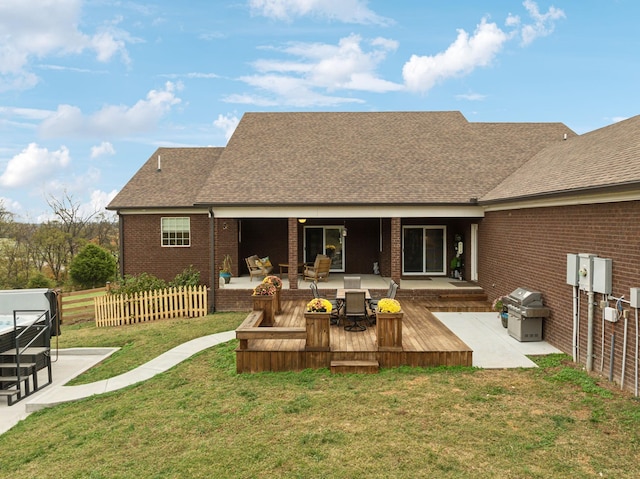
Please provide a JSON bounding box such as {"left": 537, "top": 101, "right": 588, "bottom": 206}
{"left": 288, "top": 217, "right": 299, "bottom": 290}
{"left": 390, "top": 217, "right": 402, "bottom": 284}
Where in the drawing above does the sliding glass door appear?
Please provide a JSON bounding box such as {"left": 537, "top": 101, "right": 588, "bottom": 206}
{"left": 304, "top": 226, "right": 345, "bottom": 272}
{"left": 402, "top": 226, "right": 446, "bottom": 275}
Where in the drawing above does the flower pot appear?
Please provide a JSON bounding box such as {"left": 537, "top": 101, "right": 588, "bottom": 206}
{"left": 304, "top": 312, "right": 331, "bottom": 351}
{"left": 219, "top": 272, "right": 231, "bottom": 284}
{"left": 376, "top": 311, "right": 403, "bottom": 351}
{"left": 252, "top": 294, "right": 276, "bottom": 326}
{"left": 500, "top": 311, "right": 509, "bottom": 328}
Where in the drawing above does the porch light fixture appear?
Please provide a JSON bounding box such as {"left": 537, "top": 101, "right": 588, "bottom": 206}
{"left": 342, "top": 227, "right": 347, "bottom": 237}
{"left": 298, "top": 218, "right": 306, "bottom": 224}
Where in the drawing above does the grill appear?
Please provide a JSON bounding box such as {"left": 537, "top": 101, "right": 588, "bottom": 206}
{"left": 503, "top": 287, "right": 549, "bottom": 342}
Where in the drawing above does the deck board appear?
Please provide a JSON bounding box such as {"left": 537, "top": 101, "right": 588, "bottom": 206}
{"left": 236, "top": 299, "right": 472, "bottom": 372}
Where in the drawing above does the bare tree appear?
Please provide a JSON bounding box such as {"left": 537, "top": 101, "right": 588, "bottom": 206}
{"left": 46, "top": 191, "right": 98, "bottom": 259}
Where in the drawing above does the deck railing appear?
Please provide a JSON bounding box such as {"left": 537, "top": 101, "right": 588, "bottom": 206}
{"left": 94, "top": 285, "right": 208, "bottom": 327}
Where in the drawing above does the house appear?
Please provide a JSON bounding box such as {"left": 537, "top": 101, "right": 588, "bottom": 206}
{"left": 107, "top": 111, "right": 640, "bottom": 392}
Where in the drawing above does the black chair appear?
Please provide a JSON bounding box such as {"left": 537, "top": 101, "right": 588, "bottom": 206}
{"left": 344, "top": 290, "right": 368, "bottom": 332}
{"left": 369, "top": 280, "right": 398, "bottom": 310}
{"left": 310, "top": 283, "right": 341, "bottom": 324}
{"left": 368, "top": 280, "right": 398, "bottom": 324}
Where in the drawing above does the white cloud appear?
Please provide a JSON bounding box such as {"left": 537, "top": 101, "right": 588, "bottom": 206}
{"left": 39, "top": 82, "right": 182, "bottom": 138}
{"left": 231, "top": 34, "right": 401, "bottom": 107}
{"left": 0, "top": 196, "right": 23, "bottom": 215}
{"left": 90, "top": 141, "right": 116, "bottom": 159}
{"left": 213, "top": 114, "right": 240, "bottom": 142}
{"left": 402, "top": 18, "right": 508, "bottom": 93}
{"left": 0, "top": 143, "right": 71, "bottom": 188}
{"left": 401, "top": 1, "right": 565, "bottom": 94}
{"left": 0, "top": 0, "right": 136, "bottom": 91}
{"left": 82, "top": 189, "right": 118, "bottom": 218}
{"left": 248, "top": 0, "right": 392, "bottom": 25}
{"left": 455, "top": 92, "right": 487, "bottom": 101}
{"left": 519, "top": 0, "right": 565, "bottom": 45}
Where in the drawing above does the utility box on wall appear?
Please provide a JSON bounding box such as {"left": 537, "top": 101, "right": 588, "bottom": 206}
{"left": 592, "top": 257, "right": 612, "bottom": 295}
{"left": 578, "top": 253, "right": 595, "bottom": 292}
{"left": 566, "top": 253, "right": 579, "bottom": 286}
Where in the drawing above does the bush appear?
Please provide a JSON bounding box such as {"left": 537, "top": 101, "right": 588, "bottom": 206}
{"left": 68, "top": 243, "right": 117, "bottom": 289}
{"left": 169, "top": 265, "right": 200, "bottom": 288}
{"left": 27, "top": 272, "right": 55, "bottom": 289}
{"left": 111, "top": 273, "right": 167, "bottom": 296}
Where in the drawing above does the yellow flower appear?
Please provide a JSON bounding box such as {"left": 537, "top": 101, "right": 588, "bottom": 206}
{"left": 377, "top": 298, "right": 401, "bottom": 314}
{"left": 306, "top": 298, "right": 333, "bottom": 312}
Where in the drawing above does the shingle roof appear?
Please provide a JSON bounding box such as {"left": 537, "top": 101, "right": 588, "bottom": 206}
{"left": 107, "top": 147, "right": 223, "bottom": 209}
{"left": 481, "top": 115, "right": 640, "bottom": 202}
{"left": 194, "top": 112, "right": 574, "bottom": 206}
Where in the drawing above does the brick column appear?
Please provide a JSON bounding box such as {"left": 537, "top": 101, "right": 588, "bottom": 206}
{"left": 390, "top": 217, "right": 401, "bottom": 284}
{"left": 288, "top": 218, "right": 299, "bottom": 290}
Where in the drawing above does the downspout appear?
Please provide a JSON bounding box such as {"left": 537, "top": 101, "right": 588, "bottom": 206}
{"left": 209, "top": 208, "right": 216, "bottom": 312}
{"left": 117, "top": 211, "right": 124, "bottom": 277}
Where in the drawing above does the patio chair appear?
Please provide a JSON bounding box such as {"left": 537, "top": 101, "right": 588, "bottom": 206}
{"left": 344, "top": 290, "right": 368, "bottom": 332}
{"left": 303, "top": 254, "right": 331, "bottom": 282}
{"left": 310, "top": 283, "right": 341, "bottom": 325}
{"left": 343, "top": 276, "right": 361, "bottom": 289}
{"left": 245, "top": 254, "right": 273, "bottom": 281}
{"left": 369, "top": 280, "right": 398, "bottom": 309}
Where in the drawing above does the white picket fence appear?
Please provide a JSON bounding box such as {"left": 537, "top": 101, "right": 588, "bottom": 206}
{"left": 94, "top": 285, "right": 208, "bottom": 327}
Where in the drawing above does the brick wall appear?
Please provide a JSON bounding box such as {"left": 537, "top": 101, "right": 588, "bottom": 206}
{"left": 478, "top": 200, "right": 640, "bottom": 393}
{"left": 121, "top": 213, "right": 211, "bottom": 286}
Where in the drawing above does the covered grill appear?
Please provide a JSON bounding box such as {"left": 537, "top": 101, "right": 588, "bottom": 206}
{"left": 503, "top": 287, "right": 549, "bottom": 342}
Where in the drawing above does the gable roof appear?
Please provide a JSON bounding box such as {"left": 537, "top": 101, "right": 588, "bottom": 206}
{"left": 482, "top": 115, "right": 640, "bottom": 203}
{"left": 193, "top": 111, "right": 574, "bottom": 207}
{"left": 107, "top": 147, "right": 223, "bottom": 209}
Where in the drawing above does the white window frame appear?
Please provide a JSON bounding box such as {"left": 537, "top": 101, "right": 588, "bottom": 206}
{"left": 402, "top": 225, "right": 447, "bottom": 275}
{"left": 161, "top": 217, "right": 191, "bottom": 247}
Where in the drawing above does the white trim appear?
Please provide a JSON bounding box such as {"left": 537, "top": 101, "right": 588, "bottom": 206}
{"left": 209, "top": 205, "right": 483, "bottom": 219}
{"left": 116, "top": 208, "right": 209, "bottom": 215}
{"left": 483, "top": 190, "right": 640, "bottom": 212}
{"left": 470, "top": 223, "right": 479, "bottom": 282}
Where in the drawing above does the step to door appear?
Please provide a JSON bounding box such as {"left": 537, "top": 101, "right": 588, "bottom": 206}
{"left": 330, "top": 360, "right": 379, "bottom": 374}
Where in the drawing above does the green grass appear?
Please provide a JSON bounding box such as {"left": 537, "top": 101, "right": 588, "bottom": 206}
{"left": 2, "top": 316, "right": 640, "bottom": 478}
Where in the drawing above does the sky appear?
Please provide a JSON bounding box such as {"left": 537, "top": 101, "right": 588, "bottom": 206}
{"left": 0, "top": 0, "right": 638, "bottom": 222}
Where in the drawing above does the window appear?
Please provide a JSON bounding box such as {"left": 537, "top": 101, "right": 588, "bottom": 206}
{"left": 402, "top": 226, "right": 446, "bottom": 275}
{"left": 161, "top": 217, "right": 190, "bottom": 247}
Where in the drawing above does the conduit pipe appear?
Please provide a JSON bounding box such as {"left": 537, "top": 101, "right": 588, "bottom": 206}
{"left": 621, "top": 308, "right": 629, "bottom": 390}
{"left": 635, "top": 307, "right": 639, "bottom": 397}
{"left": 572, "top": 285, "right": 579, "bottom": 362}
{"left": 586, "top": 290, "right": 595, "bottom": 372}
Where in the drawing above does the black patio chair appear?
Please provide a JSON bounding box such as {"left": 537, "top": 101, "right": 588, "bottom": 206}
{"left": 310, "top": 283, "right": 341, "bottom": 325}
{"left": 344, "top": 290, "right": 368, "bottom": 332}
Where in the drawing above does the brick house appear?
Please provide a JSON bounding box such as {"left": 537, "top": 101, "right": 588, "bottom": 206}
{"left": 107, "top": 111, "right": 640, "bottom": 392}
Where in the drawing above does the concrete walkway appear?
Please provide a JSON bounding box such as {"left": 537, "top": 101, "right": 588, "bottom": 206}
{"left": 0, "top": 331, "right": 235, "bottom": 435}
{"left": 1, "top": 316, "right": 561, "bottom": 436}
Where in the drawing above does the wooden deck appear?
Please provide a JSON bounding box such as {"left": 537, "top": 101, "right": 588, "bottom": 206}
{"left": 236, "top": 299, "right": 472, "bottom": 373}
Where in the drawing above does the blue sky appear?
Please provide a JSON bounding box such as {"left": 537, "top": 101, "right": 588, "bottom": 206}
{"left": 0, "top": 0, "right": 638, "bottom": 222}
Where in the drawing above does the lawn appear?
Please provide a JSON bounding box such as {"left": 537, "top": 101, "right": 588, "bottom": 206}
{"left": 1, "top": 315, "right": 639, "bottom": 478}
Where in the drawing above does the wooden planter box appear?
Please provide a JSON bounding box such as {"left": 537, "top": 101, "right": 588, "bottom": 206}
{"left": 376, "top": 311, "right": 403, "bottom": 351}
{"left": 274, "top": 288, "right": 282, "bottom": 314}
{"left": 252, "top": 295, "right": 276, "bottom": 326}
{"left": 304, "top": 312, "right": 331, "bottom": 351}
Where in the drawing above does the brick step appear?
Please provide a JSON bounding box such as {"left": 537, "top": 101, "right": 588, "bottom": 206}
{"left": 330, "top": 360, "right": 379, "bottom": 374}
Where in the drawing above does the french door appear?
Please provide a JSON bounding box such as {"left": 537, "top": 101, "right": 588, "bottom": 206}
{"left": 304, "top": 226, "right": 345, "bottom": 272}
{"left": 402, "top": 226, "right": 447, "bottom": 275}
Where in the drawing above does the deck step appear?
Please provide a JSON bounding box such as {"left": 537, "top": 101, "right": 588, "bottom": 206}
{"left": 330, "top": 360, "right": 379, "bottom": 374}
{"left": 0, "top": 362, "right": 36, "bottom": 369}
{"left": 0, "top": 347, "right": 49, "bottom": 356}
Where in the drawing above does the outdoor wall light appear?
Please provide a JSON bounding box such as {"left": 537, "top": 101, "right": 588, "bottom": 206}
{"left": 298, "top": 218, "right": 306, "bottom": 224}
{"left": 342, "top": 227, "right": 348, "bottom": 237}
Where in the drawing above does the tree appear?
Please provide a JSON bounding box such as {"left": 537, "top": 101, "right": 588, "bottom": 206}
{"left": 69, "top": 243, "right": 117, "bottom": 289}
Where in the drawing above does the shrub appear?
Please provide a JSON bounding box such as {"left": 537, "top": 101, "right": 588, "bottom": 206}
{"left": 111, "top": 273, "right": 167, "bottom": 296}
{"left": 27, "top": 272, "right": 55, "bottom": 289}
{"left": 68, "top": 243, "right": 117, "bottom": 289}
{"left": 169, "top": 265, "right": 200, "bottom": 288}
